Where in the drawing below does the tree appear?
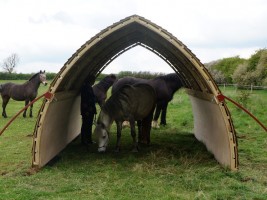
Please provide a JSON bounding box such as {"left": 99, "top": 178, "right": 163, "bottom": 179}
{"left": 1, "top": 53, "right": 19, "bottom": 74}
{"left": 205, "top": 61, "right": 226, "bottom": 84}
{"left": 205, "top": 56, "right": 245, "bottom": 83}
{"left": 232, "top": 63, "right": 249, "bottom": 85}
{"left": 232, "top": 49, "right": 267, "bottom": 86}
{"left": 210, "top": 56, "right": 246, "bottom": 83}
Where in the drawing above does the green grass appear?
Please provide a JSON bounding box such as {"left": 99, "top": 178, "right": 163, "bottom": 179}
{"left": 0, "top": 81, "right": 267, "bottom": 199}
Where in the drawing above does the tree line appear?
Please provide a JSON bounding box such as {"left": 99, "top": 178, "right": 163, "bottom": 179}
{"left": 0, "top": 71, "right": 163, "bottom": 81}
{"left": 0, "top": 72, "right": 57, "bottom": 80}
{"left": 2, "top": 48, "right": 266, "bottom": 85}
{"left": 205, "top": 48, "right": 267, "bottom": 86}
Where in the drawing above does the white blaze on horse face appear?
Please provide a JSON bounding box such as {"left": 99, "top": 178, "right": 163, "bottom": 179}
{"left": 95, "top": 124, "right": 109, "bottom": 152}
{"left": 40, "top": 73, "right": 47, "bottom": 86}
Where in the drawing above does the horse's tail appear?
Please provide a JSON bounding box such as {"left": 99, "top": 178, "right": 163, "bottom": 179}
{"left": 0, "top": 84, "right": 3, "bottom": 93}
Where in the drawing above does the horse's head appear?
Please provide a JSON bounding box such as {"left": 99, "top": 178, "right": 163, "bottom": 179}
{"left": 109, "top": 74, "right": 117, "bottom": 83}
{"left": 94, "top": 123, "right": 109, "bottom": 152}
{"left": 39, "top": 70, "right": 47, "bottom": 86}
{"left": 105, "top": 74, "right": 117, "bottom": 86}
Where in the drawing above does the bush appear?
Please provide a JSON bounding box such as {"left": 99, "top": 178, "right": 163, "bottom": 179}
{"left": 236, "top": 90, "right": 251, "bottom": 107}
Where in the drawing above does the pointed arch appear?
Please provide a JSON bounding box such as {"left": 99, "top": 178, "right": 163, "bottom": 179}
{"left": 32, "top": 15, "right": 238, "bottom": 170}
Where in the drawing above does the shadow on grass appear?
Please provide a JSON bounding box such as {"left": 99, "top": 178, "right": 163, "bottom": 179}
{"left": 47, "top": 129, "right": 216, "bottom": 170}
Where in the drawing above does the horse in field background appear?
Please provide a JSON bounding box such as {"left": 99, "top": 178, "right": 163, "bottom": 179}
{"left": 112, "top": 73, "right": 183, "bottom": 128}
{"left": 0, "top": 70, "right": 47, "bottom": 118}
{"left": 94, "top": 83, "right": 156, "bottom": 152}
{"left": 92, "top": 74, "right": 117, "bottom": 107}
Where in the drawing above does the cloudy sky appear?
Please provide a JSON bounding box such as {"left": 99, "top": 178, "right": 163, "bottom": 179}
{"left": 0, "top": 0, "right": 266, "bottom": 74}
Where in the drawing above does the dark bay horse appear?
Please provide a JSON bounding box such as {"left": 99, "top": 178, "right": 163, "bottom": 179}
{"left": 0, "top": 70, "right": 47, "bottom": 118}
{"left": 94, "top": 83, "right": 156, "bottom": 152}
{"left": 112, "top": 73, "right": 183, "bottom": 128}
{"left": 92, "top": 74, "right": 117, "bottom": 107}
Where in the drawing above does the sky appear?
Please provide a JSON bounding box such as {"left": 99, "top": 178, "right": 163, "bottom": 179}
{"left": 0, "top": 0, "right": 266, "bottom": 74}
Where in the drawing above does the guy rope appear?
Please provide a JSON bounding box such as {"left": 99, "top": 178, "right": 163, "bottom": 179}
{"left": 217, "top": 94, "right": 267, "bottom": 132}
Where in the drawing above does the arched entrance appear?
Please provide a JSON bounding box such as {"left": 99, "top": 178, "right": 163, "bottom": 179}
{"left": 32, "top": 15, "right": 238, "bottom": 170}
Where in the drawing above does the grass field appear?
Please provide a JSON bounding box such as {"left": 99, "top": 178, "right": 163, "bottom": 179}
{"left": 0, "top": 80, "right": 266, "bottom": 199}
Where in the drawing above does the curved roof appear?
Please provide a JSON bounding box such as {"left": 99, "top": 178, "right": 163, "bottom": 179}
{"left": 33, "top": 15, "right": 238, "bottom": 170}
{"left": 50, "top": 15, "right": 218, "bottom": 95}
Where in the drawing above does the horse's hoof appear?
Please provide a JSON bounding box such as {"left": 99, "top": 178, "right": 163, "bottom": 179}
{"left": 98, "top": 148, "right": 106, "bottom": 153}
{"left": 151, "top": 120, "right": 160, "bottom": 129}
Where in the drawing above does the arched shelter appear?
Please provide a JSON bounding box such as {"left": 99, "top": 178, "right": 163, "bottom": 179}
{"left": 32, "top": 15, "right": 238, "bottom": 170}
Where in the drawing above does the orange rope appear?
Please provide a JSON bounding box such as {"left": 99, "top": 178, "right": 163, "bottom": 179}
{"left": 217, "top": 94, "right": 267, "bottom": 132}
{"left": 0, "top": 92, "right": 53, "bottom": 136}
{"left": 1, "top": 92, "right": 265, "bottom": 136}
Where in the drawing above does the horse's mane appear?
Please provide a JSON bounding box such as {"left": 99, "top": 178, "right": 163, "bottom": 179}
{"left": 102, "top": 95, "right": 121, "bottom": 116}
{"left": 102, "top": 84, "right": 132, "bottom": 115}
{"left": 28, "top": 72, "right": 39, "bottom": 82}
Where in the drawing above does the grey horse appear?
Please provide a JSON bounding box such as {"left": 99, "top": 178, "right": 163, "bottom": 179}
{"left": 112, "top": 73, "right": 183, "bottom": 128}
{"left": 94, "top": 83, "right": 156, "bottom": 152}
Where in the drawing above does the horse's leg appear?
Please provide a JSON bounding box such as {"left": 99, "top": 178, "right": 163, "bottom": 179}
{"left": 160, "top": 102, "right": 168, "bottom": 125}
{"left": 115, "top": 121, "right": 122, "bottom": 152}
{"left": 142, "top": 109, "right": 154, "bottom": 144}
{"left": 29, "top": 100, "right": 34, "bottom": 117}
{"left": 23, "top": 100, "right": 30, "bottom": 118}
{"left": 137, "top": 120, "right": 142, "bottom": 143}
{"left": 2, "top": 96, "right": 10, "bottom": 118}
{"left": 130, "top": 119, "right": 138, "bottom": 152}
{"left": 99, "top": 100, "right": 104, "bottom": 108}
{"left": 152, "top": 103, "right": 162, "bottom": 128}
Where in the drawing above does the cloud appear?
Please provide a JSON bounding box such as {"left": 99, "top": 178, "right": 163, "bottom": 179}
{"left": 0, "top": 0, "right": 266, "bottom": 74}
{"left": 29, "top": 11, "right": 74, "bottom": 25}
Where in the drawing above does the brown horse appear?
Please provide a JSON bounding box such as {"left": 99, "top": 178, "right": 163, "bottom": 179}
{"left": 94, "top": 83, "right": 156, "bottom": 152}
{"left": 92, "top": 74, "right": 117, "bottom": 107}
{"left": 0, "top": 70, "right": 47, "bottom": 118}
